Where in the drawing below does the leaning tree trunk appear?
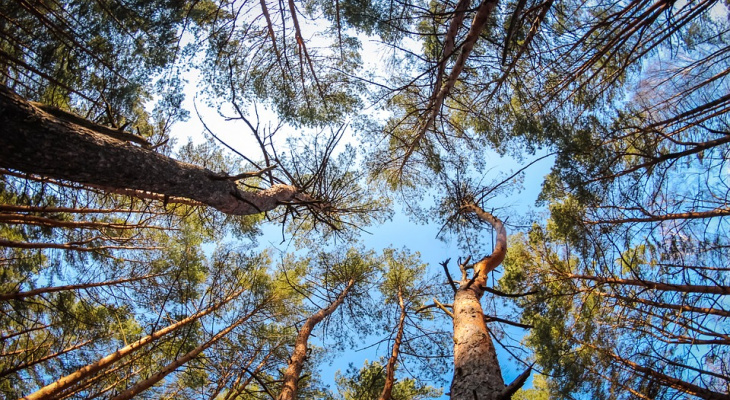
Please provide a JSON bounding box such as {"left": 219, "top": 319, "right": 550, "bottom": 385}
{"left": 0, "top": 85, "right": 299, "bottom": 216}
{"left": 108, "top": 304, "right": 263, "bottom": 400}
{"left": 20, "top": 289, "right": 245, "bottom": 400}
{"left": 450, "top": 203, "right": 529, "bottom": 400}
{"left": 378, "top": 288, "right": 407, "bottom": 400}
{"left": 277, "top": 279, "right": 355, "bottom": 400}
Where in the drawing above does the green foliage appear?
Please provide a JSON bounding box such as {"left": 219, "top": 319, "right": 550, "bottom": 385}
{"left": 512, "top": 374, "right": 551, "bottom": 400}
{"left": 333, "top": 359, "right": 442, "bottom": 400}
{"left": 3, "top": 0, "right": 730, "bottom": 398}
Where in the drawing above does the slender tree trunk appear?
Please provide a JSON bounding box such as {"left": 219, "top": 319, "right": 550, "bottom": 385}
{"left": 55, "top": 357, "right": 140, "bottom": 400}
{"left": 567, "top": 274, "right": 730, "bottom": 295}
{"left": 0, "top": 238, "right": 161, "bottom": 252}
{"left": 450, "top": 203, "right": 526, "bottom": 400}
{"left": 379, "top": 289, "right": 406, "bottom": 400}
{"left": 277, "top": 279, "right": 355, "bottom": 400}
{"left": 20, "top": 289, "right": 245, "bottom": 400}
{"left": 0, "top": 85, "right": 299, "bottom": 216}
{"left": 0, "top": 204, "right": 153, "bottom": 214}
{"left": 596, "top": 291, "right": 730, "bottom": 317}
{"left": 0, "top": 339, "right": 93, "bottom": 379}
{"left": 401, "top": 0, "right": 498, "bottom": 168}
{"left": 109, "top": 305, "right": 262, "bottom": 400}
{"left": 223, "top": 349, "right": 277, "bottom": 400}
{"left": 585, "top": 343, "right": 730, "bottom": 400}
{"left": 0, "top": 273, "right": 163, "bottom": 301}
{"left": 0, "top": 213, "right": 172, "bottom": 230}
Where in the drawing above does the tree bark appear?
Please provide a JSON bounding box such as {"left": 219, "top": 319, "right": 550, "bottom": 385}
{"left": 0, "top": 85, "right": 299, "bottom": 216}
{"left": 585, "top": 343, "right": 730, "bottom": 400}
{"left": 379, "top": 289, "right": 407, "bottom": 400}
{"left": 0, "top": 238, "right": 161, "bottom": 253}
{"left": 0, "top": 273, "right": 163, "bottom": 301}
{"left": 277, "top": 279, "right": 355, "bottom": 400}
{"left": 108, "top": 304, "right": 262, "bottom": 400}
{"left": 0, "top": 213, "right": 172, "bottom": 230}
{"left": 567, "top": 274, "right": 730, "bottom": 295}
{"left": 20, "top": 289, "right": 245, "bottom": 400}
{"left": 450, "top": 202, "right": 515, "bottom": 400}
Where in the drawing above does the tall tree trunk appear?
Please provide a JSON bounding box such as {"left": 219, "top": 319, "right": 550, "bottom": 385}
{"left": 0, "top": 273, "right": 163, "bottom": 301}
{"left": 277, "top": 279, "right": 355, "bottom": 400}
{"left": 20, "top": 289, "right": 245, "bottom": 400}
{"left": 108, "top": 304, "right": 263, "bottom": 400}
{"left": 379, "top": 289, "right": 406, "bottom": 400}
{"left": 450, "top": 203, "right": 527, "bottom": 400}
{"left": 584, "top": 343, "right": 730, "bottom": 400}
{"left": 450, "top": 280, "right": 505, "bottom": 400}
{"left": 0, "top": 85, "right": 299, "bottom": 216}
{"left": 567, "top": 274, "right": 730, "bottom": 295}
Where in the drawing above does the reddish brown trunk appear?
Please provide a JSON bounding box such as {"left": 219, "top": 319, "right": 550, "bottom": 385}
{"left": 277, "top": 279, "right": 355, "bottom": 400}
{"left": 450, "top": 203, "right": 522, "bottom": 400}
{"left": 451, "top": 284, "right": 504, "bottom": 400}
{"left": 379, "top": 289, "right": 407, "bottom": 400}
{"left": 0, "top": 238, "right": 161, "bottom": 252}
{"left": 0, "top": 213, "right": 172, "bottom": 230}
{"left": 20, "top": 289, "right": 245, "bottom": 400}
{"left": 109, "top": 305, "right": 262, "bottom": 400}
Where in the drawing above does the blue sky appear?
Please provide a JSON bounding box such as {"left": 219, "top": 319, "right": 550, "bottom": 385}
{"left": 172, "top": 81, "right": 554, "bottom": 395}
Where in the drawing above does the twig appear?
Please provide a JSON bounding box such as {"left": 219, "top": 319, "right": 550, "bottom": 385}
{"left": 464, "top": 269, "right": 480, "bottom": 290}
{"left": 458, "top": 255, "right": 472, "bottom": 281}
{"left": 481, "top": 286, "right": 538, "bottom": 298}
{"left": 434, "top": 298, "right": 454, "bottom": 318}
{"left": 210, "top": 165, "right": 279, "bottom": 181}
{"left": 483, "top": 315, "right": 533, "bottom": 329}
{"left": 441, "top": 258, "right": 457, "bottom": 293}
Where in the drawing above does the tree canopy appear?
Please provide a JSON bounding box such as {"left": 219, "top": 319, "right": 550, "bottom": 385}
{"left": 1, "top": 0, "right": 729, "bottom": 399}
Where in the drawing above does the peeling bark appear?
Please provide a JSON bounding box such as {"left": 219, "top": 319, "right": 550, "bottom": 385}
{"left": 0, "top": 85, "right": 299, "bottom": 216}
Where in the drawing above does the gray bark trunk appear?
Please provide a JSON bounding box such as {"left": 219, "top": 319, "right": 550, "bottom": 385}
{"left": 0, "top": 85, "right": 298, "bottom": 215}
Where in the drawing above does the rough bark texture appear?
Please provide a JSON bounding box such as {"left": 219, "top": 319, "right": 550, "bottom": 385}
{"left": 451, "top": 286, "right": 504, "bottom": 400}
{"left": 0, "top": 85, "right": 299, "bottom": 215}
{"left": 450, "top": 203, "right": 511, "bottom": 400}
{"left": 277, "top": 279, "right": 355, "bottom": 400}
